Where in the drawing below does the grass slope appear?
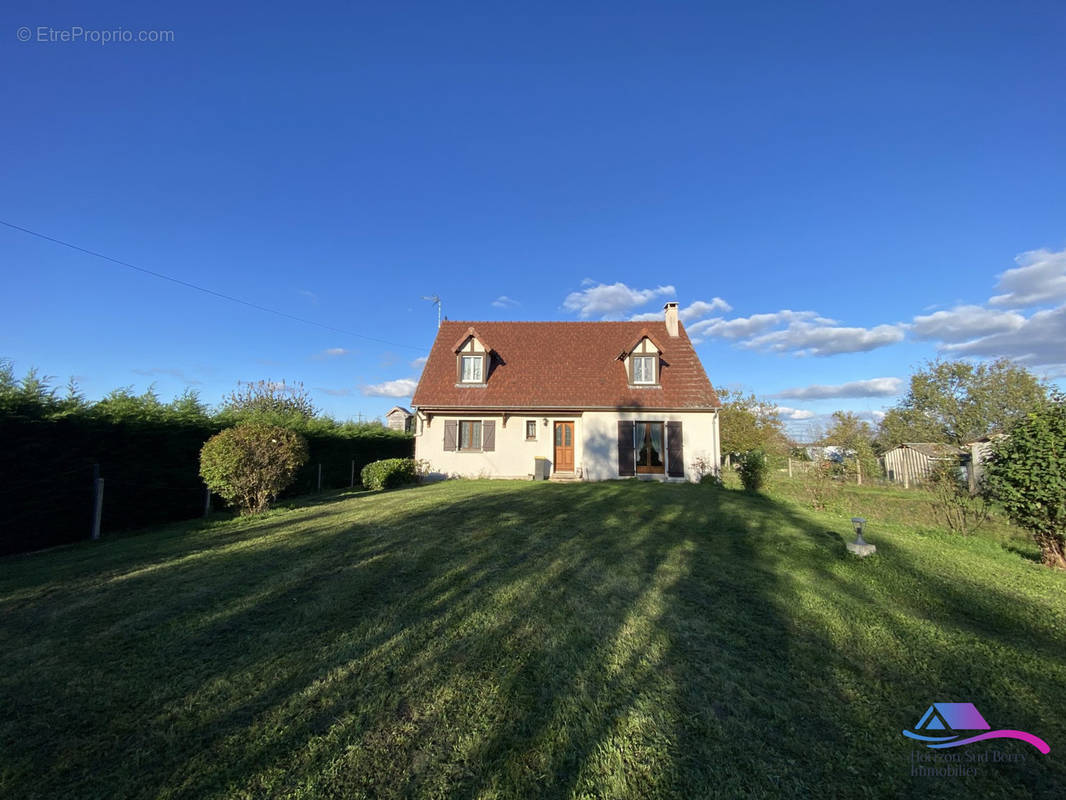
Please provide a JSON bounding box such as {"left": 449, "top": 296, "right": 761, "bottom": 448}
{"left": 1, "top": 479, "right": 1064, "bottom": 799}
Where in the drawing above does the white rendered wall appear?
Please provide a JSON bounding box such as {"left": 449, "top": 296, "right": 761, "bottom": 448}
{"left": 414, "top": 408, "right": 719, "bottom": 482}
{"left": 580, "top": 410, "right": 720, "bottom": 482}
{"left": 414, "top": 413, "right": 580, "bottom": 479}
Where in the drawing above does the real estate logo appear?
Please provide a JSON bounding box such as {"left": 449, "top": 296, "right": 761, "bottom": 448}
{"left": 902, "top": 702, "right": 1049, "bottom": 753}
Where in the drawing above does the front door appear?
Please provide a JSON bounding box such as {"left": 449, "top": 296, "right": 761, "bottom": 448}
{"left": 554, "top": 422, "right": 574, "bottom": 472}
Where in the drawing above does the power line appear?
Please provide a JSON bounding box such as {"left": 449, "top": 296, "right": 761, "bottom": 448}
{"left": 0, "top": 219, "right": 426, "bottom": 353}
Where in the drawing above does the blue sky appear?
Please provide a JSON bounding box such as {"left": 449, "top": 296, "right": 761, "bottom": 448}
{"left": 2, "top": 1, "right": 1064, "bottom": 438}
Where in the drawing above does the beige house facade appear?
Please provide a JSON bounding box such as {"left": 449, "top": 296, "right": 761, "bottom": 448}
{"left": 411, "top": 304, "right": 722, "bottom": 482}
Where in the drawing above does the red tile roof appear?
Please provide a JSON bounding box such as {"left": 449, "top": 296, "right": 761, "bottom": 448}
{"left": 412, "top": 321, "right": 720, "bottom": 410}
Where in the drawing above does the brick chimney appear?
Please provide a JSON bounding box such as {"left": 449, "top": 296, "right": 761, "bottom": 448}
{"left": 664, "top": 301, "right": 679, "bottom": 337}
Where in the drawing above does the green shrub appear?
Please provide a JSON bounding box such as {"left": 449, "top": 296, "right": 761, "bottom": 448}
{"left": 200, "top": 423, "right": 309, "bottom": 514}
{"left": 927, "top": 460, "right": 990, "bottom": 536}
{"left": 983, "top": 392, "right": 1066, "bottom": 568}
{"left": 361, "top": 458, "right": 417, "bottom": 491}
{"left": 737, "top": 449, "right": 770, "bottom": 492}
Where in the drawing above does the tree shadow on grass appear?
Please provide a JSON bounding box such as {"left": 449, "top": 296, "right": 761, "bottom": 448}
{"left": 2, "top": 479, "right": 1064, "bottom": 799}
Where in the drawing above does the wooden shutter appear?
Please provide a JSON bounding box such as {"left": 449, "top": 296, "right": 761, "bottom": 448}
{"left": 482, "top": 420, "right": 495, "bottom": 451}
{"left": 667, "top": 421, "right": 684, "bottom": 478}
{"left": 617, "top": 420, "right": 635, "bottom": 476}
{"left": 443, "top": 420, "right": 457, "bottom": 451}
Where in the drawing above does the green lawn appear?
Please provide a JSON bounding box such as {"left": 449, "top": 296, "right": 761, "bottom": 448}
{"left": 1, "top": 478, "right": 1064, "bottom": 799}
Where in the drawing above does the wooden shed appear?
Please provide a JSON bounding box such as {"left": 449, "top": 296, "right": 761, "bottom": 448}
{"left": 385, "top": 406, "right": 414, "bottom": 433}
{"left": 882, "top": 442, "right": 967, "bottom": 487}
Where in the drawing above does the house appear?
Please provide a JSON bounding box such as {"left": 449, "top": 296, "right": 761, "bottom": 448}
{"left": 385, "top": 406, "right": 414, "bottom": 433}
{"left": 882, "top": 442, "right": 967, "bottom": 487}
{"left": 410, "top": 302, "right": 722, "bottom": 481}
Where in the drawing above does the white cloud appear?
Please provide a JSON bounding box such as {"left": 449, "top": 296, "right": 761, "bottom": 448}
{"left": 911, "top": 305, "right": 1025, "bottom": 343}
{"left": 563, "top": 282, "right": 676, "bottom": 319}
{"left": 942, "top": 304, "right": 1066, "bottom": 371}
{"left": 492, "top": 295, "right": 520, "bottom": 308}
{"left": 989, "top": 248, "right": 1066, "bottom": 308}
{"left": 362, "top": 378, "right": 419, "bottom": 398}
{"left": 685, "top": 309, "right": 902, "bottom": 354}
{"left": 298, "top": 289, "right": 319, "bottom": 304}
{"left": 630, "top": 298, "right": 732, "bottom": 323}
{"left": 687, "top": 310, "right": 833, "bottom": 341}
{"left": 774, "top": 377, "right": 904, "bottom": 400}
{"left": 776, "top": 405, "right": 818, "bottom": 420}
{"left": 681, "top": 298, "right": 731, "bottom": 320}
{"left": 742, "top": 321, "right": 905, "bottom": 356}
{"left": 410, "top": 356, "right": 428, "bottom": 369}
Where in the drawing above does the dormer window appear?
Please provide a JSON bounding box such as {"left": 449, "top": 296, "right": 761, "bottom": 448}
{"left": 460, "top": 354, "right": 484, "bottom": 383}
{"left": 453, "top": 328, "right": 492, "bottom": 386}
{"left": 632, "top": 355, "right": 657, "bottom": 384}
{"left": 624, "top": 333, "right": 662, "bottom": 386}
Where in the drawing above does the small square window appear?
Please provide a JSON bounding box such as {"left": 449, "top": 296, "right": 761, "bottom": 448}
{"left": 632, "top": 356, "right": 657, "bottom": 384}
{"left": 460, "top": 355, "right": 484, "bottom": 383}
{"left": 459, "top": 420, "right": 482, "bottom": 450}
{"left": 525, "top": 420, "right": 537, "bottom": 440}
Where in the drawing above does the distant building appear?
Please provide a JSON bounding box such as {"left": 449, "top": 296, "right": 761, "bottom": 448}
{"left": 805, "top": 445, "right": 849, "bottom": 463}
{"left": 385, "top": 406, "right": 414, "bottom": 434}
{"left": 882, "top": 442, "right": 967, "bottom": 486}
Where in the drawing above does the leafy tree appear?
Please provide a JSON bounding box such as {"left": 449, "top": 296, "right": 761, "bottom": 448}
{"left": 877, "top": 358, "right": 1046, "bottom": 449}
{"left": 983, "top": 392, "right": 1066, "bottom": 569}
{"left": 718, "top": 389, "right": 789, "bottom": 457}
{"left": 200, "top": 423, "right": 309, "bottom": 514}
{"left": 821, "top": 411, "right": 880, "bottom": 479}
{"left": 219, "top": 379, "right": 317, "bottom": 427}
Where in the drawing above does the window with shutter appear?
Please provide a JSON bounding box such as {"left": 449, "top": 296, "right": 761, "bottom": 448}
{"left": 459, "top": 420, "right": 482, "bottom": 450}
{"left": 443, "top": 420, "right": 457, "bottom": 452}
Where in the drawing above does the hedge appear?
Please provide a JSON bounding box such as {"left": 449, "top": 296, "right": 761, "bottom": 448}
{"left": 0, "top": 417, "right": 412, "bottom": 556}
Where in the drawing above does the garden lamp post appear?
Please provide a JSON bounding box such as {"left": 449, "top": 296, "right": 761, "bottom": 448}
{"left": 852, "top": 517, "right": 867, "bottom": 545}
{"left": 847, "top": 517, "right": 876, "bottom": 557}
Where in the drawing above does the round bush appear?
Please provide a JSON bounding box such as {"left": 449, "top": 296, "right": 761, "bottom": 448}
{"left": 200, "top": 423, "right": 309, "bottom": 514}
{"left": 360, "top": 458, "right": 417, "bottom": 491}
{"left": 737, "top": 449, "right": 770, "bottom": 492}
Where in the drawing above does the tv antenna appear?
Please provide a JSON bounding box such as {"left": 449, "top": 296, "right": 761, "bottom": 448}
{"left": 422, "top": 295, "right": 442, "bottom": 328}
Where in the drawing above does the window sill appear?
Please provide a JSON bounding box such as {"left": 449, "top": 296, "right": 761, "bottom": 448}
{"left": 628, "top": 384, "right": 662, "bottom": 389}
{"left": 455, "top": 383, "right": 488, "bottom": 388}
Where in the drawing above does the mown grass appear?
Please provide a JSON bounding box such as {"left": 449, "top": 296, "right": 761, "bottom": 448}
{"left": 1, "top": 479, "right": 1063, "bottom": 799}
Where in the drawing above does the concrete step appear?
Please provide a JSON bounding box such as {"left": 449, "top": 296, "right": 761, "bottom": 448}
{"left": 548, "top": 474, "right": 582, "bottom": 483}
